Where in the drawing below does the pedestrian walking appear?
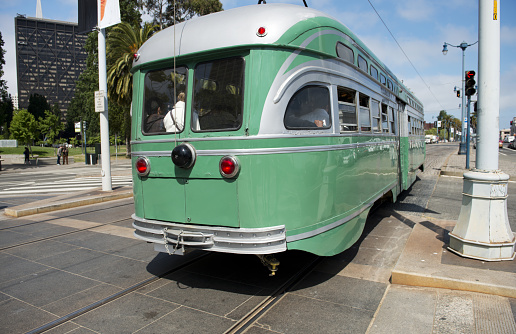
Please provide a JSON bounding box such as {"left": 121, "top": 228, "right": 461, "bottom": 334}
{"left": 57, "top": 145, "right": 62, "bottom": 165}
{"left": 24, "top": 147, "right": 30, "bottom": 165}
{"left": 62, "top": 145, "right": 69, "bottom": 165}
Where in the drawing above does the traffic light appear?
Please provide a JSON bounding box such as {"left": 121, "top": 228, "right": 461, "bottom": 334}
{"left": 456, "top": 90, "right": 460, "bottom": 98}
{"left": 465, "top": 70, "right": 476, "bottom": 96}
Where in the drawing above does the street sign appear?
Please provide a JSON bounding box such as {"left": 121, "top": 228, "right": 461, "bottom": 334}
{"left": 95, "top": 90, "right": 106, "bottom": 112}
{"left": 74, "top": 122, "right": 81, "bottom": 133}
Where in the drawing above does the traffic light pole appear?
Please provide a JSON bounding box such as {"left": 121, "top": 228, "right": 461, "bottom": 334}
{"left": 448, "top": 0, "right": 515, "bottom": 261}
{"left": 466, "top": 96, "right": 471, "bottom": 169}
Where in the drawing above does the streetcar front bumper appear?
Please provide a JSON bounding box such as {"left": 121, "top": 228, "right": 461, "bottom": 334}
{"left": 132, "top": 214, "right": 287, "bottom": 255}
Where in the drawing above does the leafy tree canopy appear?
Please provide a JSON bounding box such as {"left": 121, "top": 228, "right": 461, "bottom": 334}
{"left": 27, "top": 93, "right": 51, "bottom": 120}
{"left": 9, "top": 109, "right": 39, "bottom": 151}
{"left": 0, "top": 32, "right": 7, "bottom": 96}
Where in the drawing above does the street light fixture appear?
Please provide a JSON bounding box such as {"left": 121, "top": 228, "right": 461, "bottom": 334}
{"left": 442, "top": 41, "right": 478, "bottom": 155}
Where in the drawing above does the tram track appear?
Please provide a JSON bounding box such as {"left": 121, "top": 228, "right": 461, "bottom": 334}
{"left": 225, "top": 255, "right": 322, "bottom": 334}
{"left": 26, "top": 251, "right": 213, "bottom": 334}
{"left": 0, "top": 201, "right": 132, "bottom": 231}
{"left": 0, "top": 202, "right": 134, "bottom": 251}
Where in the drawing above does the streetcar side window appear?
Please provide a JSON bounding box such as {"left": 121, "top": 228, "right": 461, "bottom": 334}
{"left": 336, "top": 42, "right": 354, "bottom": 63}
{"left": 191, "top": 57, "right": 244, "bottom": 132}
{"left": 358, "top": 55, "right": 367, "bottom": 72}
{"left": 389, "top": 107, "right": 396, "bottom": 135}
{"left": 284, "top": 86, "right": 331, "bottom": 130}
{"left": 387, "top": 80, "right": 393, "bottom": 92}
{"left": 359, "top": 93, "right": 371, "bottom": 132}
{"left": 379, "top": 74, "right": 386, "bottom": 86}
{"left": 142, "top": 66, "right": 188, "bottom": 135}
{"left": 370, "top": 66, "right": 378, "bottom": 80}
{"left": 381, "top": 104, "right": 389, "bottom": 133}
{"left": 337, "top": 86, "right": 357, "bottom": 132}
{"left": 371, "top": 99, "right": 381, "bottom": 133}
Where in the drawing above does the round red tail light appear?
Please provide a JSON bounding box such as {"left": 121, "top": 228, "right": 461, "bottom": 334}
{"left": 135, "top": 157, "right": 150, "bottom": 177}
{"left": 219, "top": 156, "right": 240, "bottom": 178}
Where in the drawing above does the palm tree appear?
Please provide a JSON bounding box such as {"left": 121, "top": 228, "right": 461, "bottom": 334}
{"left": 107, "top": 22, "right": 157, "bottom": 105}
{"left": 107, "top": 22, "right": 157, "bottom": 154}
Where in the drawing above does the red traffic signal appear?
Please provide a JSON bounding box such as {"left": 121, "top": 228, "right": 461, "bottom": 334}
{"left": 465, "top": 70, "right": 476, "bottom": 96}
{"left": 465, "top": 70, "right": 475, "bottom": 79}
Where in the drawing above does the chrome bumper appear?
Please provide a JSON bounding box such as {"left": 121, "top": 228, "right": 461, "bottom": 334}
{"left": 132, "top": 214, "right": 287, "bottom": 255}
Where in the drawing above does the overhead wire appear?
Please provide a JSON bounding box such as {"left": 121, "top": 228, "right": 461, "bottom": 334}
{"left": 366, "top": 0, "right": 446, "bottom": 111}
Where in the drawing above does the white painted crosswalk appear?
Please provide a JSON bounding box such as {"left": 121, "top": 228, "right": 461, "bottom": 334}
{"left": 0, "top": 176, "right": 133, "bottom": 195}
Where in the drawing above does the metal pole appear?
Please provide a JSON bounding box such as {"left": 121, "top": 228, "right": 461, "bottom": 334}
{"left": 98, "top": 28, "right": 112, "bottom": 191}
{"left": 83, "top": 121, "right": 87, "bottom": 165}
{"left": 466, "top": 96, "right": 471, "bottom": 169}
{"left": 460, "top": 47, "right": 466, "bottom": 149}
{"left": 448, "top": 0, "right": 515, "bottom": 261}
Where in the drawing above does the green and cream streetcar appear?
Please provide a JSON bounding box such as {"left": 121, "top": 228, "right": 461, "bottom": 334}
{"left": 130, "top": 3, "right": 425, "bottom": 265}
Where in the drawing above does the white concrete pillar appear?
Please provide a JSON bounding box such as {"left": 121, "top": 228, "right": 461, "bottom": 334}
{"left": 448, "top": 0, "right": 515, "bottom": 261}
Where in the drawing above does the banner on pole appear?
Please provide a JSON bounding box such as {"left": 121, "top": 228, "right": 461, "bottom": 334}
{"left": 98, "top": 0, "right": 121, "bottom": 29}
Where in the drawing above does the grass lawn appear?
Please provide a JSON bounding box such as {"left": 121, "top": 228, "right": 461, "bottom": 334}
{"left": 0, "top": 146, "right": 128, "bottom": 158}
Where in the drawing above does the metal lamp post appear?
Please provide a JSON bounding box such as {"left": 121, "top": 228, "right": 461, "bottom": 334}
{"left": 442, "top": 41, "right": 478, "bottom": 155}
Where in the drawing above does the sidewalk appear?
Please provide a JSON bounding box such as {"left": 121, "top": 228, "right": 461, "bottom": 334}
{"left": 441, "top": 146, "right": 516, "bottom": 179}
{"left": 384, "top": 146, "right": 516, "bottom": 332}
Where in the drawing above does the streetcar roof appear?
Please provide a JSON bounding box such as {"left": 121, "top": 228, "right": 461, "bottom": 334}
{"left": 136, "top": 4, "right": 347, "bottom": 67}
{"left": 133, "top": 3, "right": 422, "bottom": 108}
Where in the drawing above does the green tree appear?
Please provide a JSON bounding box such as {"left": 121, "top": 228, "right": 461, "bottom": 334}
{"left": 67, "top": 0, "right": 141, "bottom": 147}
{"left": 0, "top": 32, "right": 7, "bottom": 96}
{"left": 0, "top": 94, "right": 13, "bottom": 138}
{"left": 164, "top": 0, "right": 223, "bottom": 26}
{"left": 139, "top": 0, "right": 168, "bottom": 29}
{"left": 28, "top": 93, "right": 51, "bottom": 120}
{"left": 107, "top": 22, "right": 157, "bottom": 154}
{"left": 139, "top": 0, "right": 223, "bottom": 29}
{"left": 39, "top": 110, "right": 65, "bottom": 145}
{"left": 9, "top": 109, "right": 39, "bottom": 153}
{"left": 425, "top": 128, "right": 437, "bottom": 136}
{"left": 0, "top": 32, "right": 14, "bottom": 138}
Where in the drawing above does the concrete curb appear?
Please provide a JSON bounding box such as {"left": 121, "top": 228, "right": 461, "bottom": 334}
{"left": 391, "top": 218, "right": 516, "bottom": 299}
{"left": 4, "top": 188, "right": 133, "bottom": 218}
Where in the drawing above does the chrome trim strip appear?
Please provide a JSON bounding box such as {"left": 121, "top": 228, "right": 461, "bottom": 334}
{"left": 131, "top": 140, "right": 397, "bottom": 157}
{"left": 132, "top": 214, "right": 287, "bottom": 254}
{"left": 130, "top": 133, "right": 397, "bottom": 145}
{"left": 286, "top": 183, "right": 396, "bottom": 243}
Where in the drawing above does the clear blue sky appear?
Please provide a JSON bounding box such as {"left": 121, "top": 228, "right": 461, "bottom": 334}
{"left": 1, "top": 0, "right": 515, "bottom": 128}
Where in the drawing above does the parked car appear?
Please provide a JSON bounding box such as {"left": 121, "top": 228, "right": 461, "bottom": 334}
{"left": 509, "top": 139, "right": 516, "bottom": 149}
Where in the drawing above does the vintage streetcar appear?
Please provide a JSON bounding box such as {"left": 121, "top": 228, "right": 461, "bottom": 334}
{"left": 130, "top": 3, "right": 425, "bottom": 274}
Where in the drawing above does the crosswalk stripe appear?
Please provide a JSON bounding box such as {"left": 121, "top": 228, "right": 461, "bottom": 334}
{"left": 0, "top": 176, "right": 133, "bottom": 195}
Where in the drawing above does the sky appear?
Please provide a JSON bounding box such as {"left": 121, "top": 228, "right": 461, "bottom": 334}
{"left": 1, "top": 0, "right": 515, "bottom": 128}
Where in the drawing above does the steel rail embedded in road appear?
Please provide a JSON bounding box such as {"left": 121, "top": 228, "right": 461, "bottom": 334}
{"left": 26, "top": 252, "right": 212, "bottom": 334}
{"left": 225, "top": 255, "right": 322, "bottom": 334}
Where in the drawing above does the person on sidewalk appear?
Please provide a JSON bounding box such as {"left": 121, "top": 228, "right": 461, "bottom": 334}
{"left": 57, "top": 145, "right": 62, "bottom": 165}
{"left": 62, "top": 145, "right": 69, "bottom": 165}
{"left": 24, "top": 147, "right": 30, "bottom": 165}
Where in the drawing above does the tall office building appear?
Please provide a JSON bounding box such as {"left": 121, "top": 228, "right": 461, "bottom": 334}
{"left": 15, "top": 15, "right": 88, "bottom": 115}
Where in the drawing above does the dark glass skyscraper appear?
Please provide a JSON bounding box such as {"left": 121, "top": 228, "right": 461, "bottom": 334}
{"left": 15, "top": 15, "right": 88, "bottom": 115}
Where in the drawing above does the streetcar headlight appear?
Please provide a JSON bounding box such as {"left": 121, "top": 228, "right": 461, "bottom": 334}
{"left": 135, "top": 157, "right": 150, "bottom": 177}
{"left": 219, "top": 156, "right": 240, "bottom": 178}
{"left": 171, "top": 143, "right": 196, "bottom": 169}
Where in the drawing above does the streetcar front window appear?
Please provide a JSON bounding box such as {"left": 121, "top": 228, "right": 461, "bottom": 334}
{"left": 191, "top": 57, "right": 244, "bottom": 132}
{"left": 142, "top": 66, "right": 188, "bottom": 135}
